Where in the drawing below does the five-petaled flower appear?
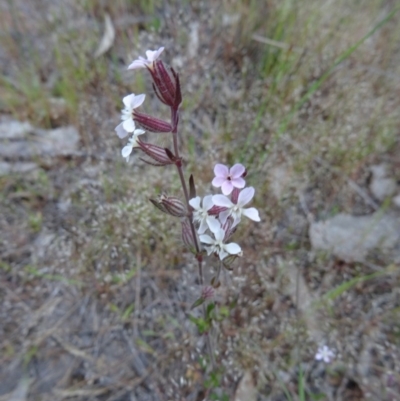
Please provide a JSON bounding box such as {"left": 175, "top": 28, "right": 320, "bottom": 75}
{"left": 121, "top": 129, "right": 145, "bottom": 162}
{"left": 128, "top": 47, "right": 165, "bottom": 70}
{"left": 115, "top": 93, "right": 146, "bottom": 138}
{"left": 315, "top": 345, "right": 335, "bottom": 363}
{"left": 212, "top": 163, "right": 246, "bottom": 196}
{"left": 213, "top": 187, "right": 260, "bottom": 226}
{"left": 199, "top": 224, "right": 241, "bottom": 260}
{"left": 189, "top": 195, "right": 220, "bottom": 234}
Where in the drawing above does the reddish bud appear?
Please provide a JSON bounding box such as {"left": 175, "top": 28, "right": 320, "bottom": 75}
{"left": 149, "top": 197, "right": 169, "bottom": 214}
{"left": 148, "top": 60, "right": 181, "bottom": 109}
{"left": 181, "top": 219, "right": 197, "bottom": 254}
{"left": 138, "top": 141, "right": 174, "bottom": 166}
{"left": 202, "top": 285, "right": 215, "bottom": 300}
{"left": 150, "top": 195, "right": 187, "bottom": 217}
{"left": 133, "top": 111, "right": 172, "bottom": 133}
{"left": 222, "top": 217, "right": 236, "bottom": 240}
{"left": 231, "top": 188, "right": 240, "bottom": 204}
{"left": 160, "top": 195, "right": 187, "bottom": 217}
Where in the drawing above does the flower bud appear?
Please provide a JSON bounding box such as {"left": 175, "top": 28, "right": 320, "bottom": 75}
{"left": 181, "top": 219, "right": 197, "bottom": 254}
{"left": 149, "top": 197, "right": 169, "bottom": 214}
{"left": 222, "top": 217, "right": 236, "bottom": 240}
{"left": 160, "top": 195, "right": 187, "bottom": 217}
{"left": 133, "top": 111, "right": 172, "bottom": 133}
{"left": 138, "top": 141, "right": 174, "bottom": 166}
{"left": 201, "top": 285, "right": 215, "bottom": 300}
{"left": 148, "top": 60, "right": 182, "bottom": 109}
{"left": 231, "top": 188, "right": 240, "bottom": 204}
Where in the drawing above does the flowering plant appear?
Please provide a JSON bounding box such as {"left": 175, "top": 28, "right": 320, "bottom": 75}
{"left": 115, "top": 47, "right": 260, "bottom": 363}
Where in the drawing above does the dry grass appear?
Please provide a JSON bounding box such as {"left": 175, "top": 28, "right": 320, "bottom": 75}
{"left": 1, "top": 0, "right": 400, "bottom": 400}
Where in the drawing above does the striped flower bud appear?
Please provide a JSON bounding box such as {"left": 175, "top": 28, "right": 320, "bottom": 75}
{"left": 133, "top": 111, "right": 172, "bottom": 133}
{"left": 138, "top": 142, "right": 174, "bottom": 166}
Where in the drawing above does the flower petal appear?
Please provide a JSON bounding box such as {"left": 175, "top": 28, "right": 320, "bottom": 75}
{"left": 122, "top": 118, "right": 135, "bottom": 133}
{"left": 127, "top": 60, "right": 147, "bottom": 70}
{"left": 224, "top": 242, "right": 241, "bottom": 255}
{"left": 214, "top": 228, "right": 225, "bottom": 241}
{"left": 131, "top": 93, "right": 146, "bottom": 109}
{"left": 204, "top": 246, "right": 214, "bottom": 256}
{"left": 198, "top": 219, "right": 209, "bottom": 234}
{"left": 189, "top": 196, "right": 201, "bottom": 210}
{"left": 230, "top": 163, "right": 245, "bottom": 178}
{"left": 115, "top": 122, "right": 128, "bottom": 139}
{"left": 212, "top": 195, "right": 233, "bottom": 208}
{"left": 212, "top": 177, "right": 226, "bottom": 187}
{"left": 133, "top": 128, "right": 146, "bottom": 136}
{"left": 203, "top": 195, "right": 214, "bottom": 211}
{"left": 218, "top": 210, "right": 231, "bottom": 225}
{"left": 206, "top": 216, "right": 220, "bottom": 233}
{"left": 221, "top": 181, "right": 233, "bottom": 195}
{"left": 199, "top": 234, "right": 214, "bottom": 244}
{"left": 231, "top": 177, "right": 246, "bottom": 189}
{"left": 121, "top": 145, "right": 132, "bottom": 158}
{"left": 218, "top": 249, "right": 228, "bottom": 260}
{"left": 238, "top": 187, "right": 255, "bottom": 206}
{"left": 146, "top": 47, "right": 164, "bottom": 61}
{"left": 123, "top": 94, "right": 135, "bottom": 108}
{"left": 214, "top": 164, "right": 229, "bottom": 178}
{"left": 243, "top": 207, "right": 260, "bottom": 222}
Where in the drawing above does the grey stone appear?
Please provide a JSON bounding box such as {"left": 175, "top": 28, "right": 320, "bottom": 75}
{"left": 0, "top": 161, "right": 38, "bottom": 176}
{"left": 0, "top": 120, "right": 34, "bottom": 139}
{"left": 309, "top": 212, "right": 400, "bottom": 262}
{"left": 369, "top": 164, "right": 397, "bottom": 201}
{"left": 0, "top": 126, "right": 79, "bottom": 158}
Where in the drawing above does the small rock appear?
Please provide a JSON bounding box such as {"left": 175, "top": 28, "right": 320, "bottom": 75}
{"left": 310, "top": 212, "right": 400, "bottom": 262}
{"left": 0, "top": 120, "right": 33, "bottom": 139}
{"left": 369, "top": 164, "right": 397, "bottom": 201}
{"left": 0, "top": 161, "right": 38, "bottom": 176}
{"left": 269, "top": 164, "right": 292, "bottom": 200}
{"left": 393, "top": 194, "right": 400, "bottom": 208}
{"left": 0, "top": 125, "right": 79, "bottom": 158}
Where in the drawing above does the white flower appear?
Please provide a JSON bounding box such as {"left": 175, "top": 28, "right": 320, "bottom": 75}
{"left": 212, "top": 187, "right": 260, "bottom": 226}
{"left": 189, "top": 195, "right": 220, "bottom": 234}
{"left": 315, "top": 346, "right": 335, "bottom": 363}
{"left": 121, "top": 129, "right": 145, "bottom": 162}
{"left": 128, "top": 47, "right": 164, "bottom": 70}
{"left": 115, "top": 93, "right": 146, "bottom": 138}
{"left": 199, "top": 224, "right": 241, "bottom": 260}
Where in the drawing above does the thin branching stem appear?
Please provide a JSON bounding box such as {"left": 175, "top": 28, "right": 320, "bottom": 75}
{"left": 170, "top": 106, "right": 215, "bottom": 367}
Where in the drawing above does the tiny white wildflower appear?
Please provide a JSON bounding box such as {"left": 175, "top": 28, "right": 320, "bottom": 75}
{"left": 212, "top": 187, "right": 260, "bottom": 226}
{"left": 189, "top": 195, "right": 220, "bottom": 234}
{"left": 121, "top": 129, "right": 145, "bottom": 162}
{"left": 115, "top": 93, "right": 146, "bottom": 138}
{"left": 315, "top": 345, "right": 335, "bottom": 363}
{"left": 199, "top": 224, "right": 241, "bottom": 260}
{"left": 128, "top": 47, "right": 164, "bottom": 70}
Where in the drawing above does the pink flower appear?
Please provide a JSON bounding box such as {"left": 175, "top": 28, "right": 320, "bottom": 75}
{"left": 212, "top": 163, "right": 246, "bottom": 195}
{"left": 127, "top": 47, "right": 164, "bottom": 70}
